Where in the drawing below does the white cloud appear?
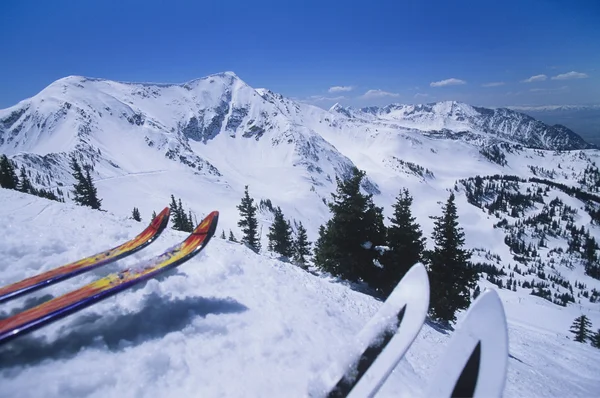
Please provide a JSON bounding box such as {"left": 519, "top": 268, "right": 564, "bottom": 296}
{"left": 414, "top": 93, "right": 429, "bottom": 98}
{"left": 521, "top": 74, "right": 547, "bottom": 83}
{"left": 430, "top": 78, "right": 466, "bottom": 87}
{"left": 482, "top": 82, "right": 505, "bottom": 87}
{"left": 361, "top": 89, "right": 400, "bottom": 99}
{"left": 551, "top": 71, "right": 589, "bottom": 80}
{"left": 306, "top": 95, "right": 346, "bottom": 102}
{"left": 328, "top": 86, "right": 354, "bottom": 93}
{"left": 529, "top": 86, "right": 568, "bottom": 93}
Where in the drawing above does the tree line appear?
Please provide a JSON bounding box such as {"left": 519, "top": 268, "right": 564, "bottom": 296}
{"left": 0, "top": 154, "right": 62, "bottom": 201}
{"left": 235, "top": 168, "right": 477, "bottom": 325}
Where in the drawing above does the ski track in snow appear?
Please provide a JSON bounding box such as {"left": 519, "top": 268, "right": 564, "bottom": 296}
{"left": 0, "top": 189, "right": 599, "bottom": 398}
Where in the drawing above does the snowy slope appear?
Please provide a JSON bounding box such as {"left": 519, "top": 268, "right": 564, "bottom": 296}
{"left": 1, "top": 189, "right": 599, "bottom": 397}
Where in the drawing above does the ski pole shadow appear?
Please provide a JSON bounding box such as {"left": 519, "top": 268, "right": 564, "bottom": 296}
{"left": 0, "top": 293, "right": 247, "bottom": 370}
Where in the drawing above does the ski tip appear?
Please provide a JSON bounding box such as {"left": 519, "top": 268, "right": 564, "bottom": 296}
{"left": 195, "top": 211, "right": 219, "bottom": 236}
{"left": 428, "top": 288, "right": 509, "bottom": 398}
{"left": 405, "top": 262, "right": 428, "bottom": 282}
{"left": 150, "top": 207, "right": 171, "bottom": 232}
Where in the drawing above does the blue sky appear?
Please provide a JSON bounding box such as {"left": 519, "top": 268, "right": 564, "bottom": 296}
{"left": 0, "top": 0, "right": 598, "bottom": 109}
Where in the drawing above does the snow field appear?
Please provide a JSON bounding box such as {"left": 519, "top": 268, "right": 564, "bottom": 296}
{"left": 1, "top": 190, "right": 599, "bottom": 397}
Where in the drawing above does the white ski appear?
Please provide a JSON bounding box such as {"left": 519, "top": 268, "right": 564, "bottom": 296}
{"left": 426, "top": 289, "right": 509, "bottom": 398}
{"left": 310, "top": 263, "right": 430, "bottom": 398}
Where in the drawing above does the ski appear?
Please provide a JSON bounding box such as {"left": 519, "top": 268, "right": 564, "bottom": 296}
{"left": 0, "top": 207, "right": 171, "bottom": 303}
{"left": 311, "top": 263, "right": 430, "bottom": 398}
{"left": 0, "top": 210, "right": 219, "bottom": 345}
{"left": 426, "top": 289, "right": 508, "bottom": 398}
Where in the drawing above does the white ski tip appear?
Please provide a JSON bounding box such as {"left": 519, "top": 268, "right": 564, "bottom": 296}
{"left": 427, "top": 289, "right": 508, "bottom": 398}
{"left": 309, "top": 263, "right": 430, "bottom": 398}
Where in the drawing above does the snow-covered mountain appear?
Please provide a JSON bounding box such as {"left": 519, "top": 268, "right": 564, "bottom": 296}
{"left": 329, "top": 102, "right": 594, "bottom": 150}
{"left": 1, "top": 72, "right": 600, "bottom": 396}
{"left": 507, "top": 104, "right": 600, "bottom": 148}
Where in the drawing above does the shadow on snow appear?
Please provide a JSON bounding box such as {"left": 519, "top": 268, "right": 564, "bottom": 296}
{"left": 0, "top": 293, "right": 247, "bottom": 370}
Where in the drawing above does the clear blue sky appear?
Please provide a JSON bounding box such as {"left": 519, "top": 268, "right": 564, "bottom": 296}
{"left": 0, "top": 0, "right": 598, "bottom": 109}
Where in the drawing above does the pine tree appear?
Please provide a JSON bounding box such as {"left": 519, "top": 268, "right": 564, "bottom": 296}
{"left": 151, "top": 210, "right": 157, "bottom": 220}
{"left": 237, "top": 185, "right": 260, "bottom": 252}
{"left": 570, "top": 314, "right": 592, "bottom": 342}
{"left": 267, "top": 207, "right": 293, "bottom": 257}
{"left": 221, "top": 230, "right": 226, "bottom": 239}
{"left": 0, "top": 155, "right": 19, "bottom": 189}
{"left": 473, "top": 285, "right": 481, "bottom": 299}
{"left": 84, "top": 168, "right": 102, "bottom": 210}
{"left": 313, "top": 167, "right": 386, "bottom": 286}
{"left": 70, "top": 156, "right": 89, "bottom": 207}
{"left": 175, "top": 199, "right": 193, "bottom": 232}
{"left": 132, "top": 207, "right": 141, "bottom": 222}
{"left": 427, "top": 192, "right": 477, "bottom": 325}
{"left": 169, "top": 195, "right": 183, "bottom": 230}
{"left": 228, "top": 230, "right": 238, "bottom": 242}
{"left": 17, "top": 165, "right": 32, "bottom": 193}
{"left": 591, "top": 329, "right": 600, "bottom": 349}
{"left": 379, "top": 188, "right": 425, "bottom": 296}
{"left": 188, "top": 210, "right": 195, "bottom": 229}
{"left": 70, "top": 156, "right": 101, "bottom": 210}
{"left": 293, "top": 221, "right": 311, "bottom": 268}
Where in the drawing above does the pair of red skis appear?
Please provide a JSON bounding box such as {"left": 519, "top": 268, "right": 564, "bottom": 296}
{"left": 0, "top": 207, "right": 219, "bottom": 345}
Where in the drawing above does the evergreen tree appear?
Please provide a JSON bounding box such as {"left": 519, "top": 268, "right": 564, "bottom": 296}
{"left": 176, "top": 199, "right": 193, "bottom": 232}
{"left": 591, "top": 329, "right": 600, "bottom": 349}
{"left": 237, "top": 185, "right": 260, "bottom": 252}
{"left": 267, "top": 207, "right": 293, "bottom": 257}
{"left": 379, "top": 188, "right": 425, "bottom": 296}
{"left": 151, "top": 210, "right": 157, "bottom": 220}
{"left": 169, "top": 195, "right": 183, "bottom": 230}
{"left": 570, "top": 314, "right": 592, "bottom": 342}
{"left": 132, "top": 207, "right": 141, "bottom": 222}
{"left": 427, "top": 192, "right": 477, "bottom": 325}
{"left": 70, "top": 156, "right": 89, "bottom": 207}
{"left": 188, "top": 210, "right": 195, "bottom": 229}
{"left": 84, "top": 168, "right": 102, "bottom": 210}
{"left": 473, "top": 285, "right": 481, "bottom": 299}
{"left": 313, "top": 167, "right": 386, "bottom": 286}
{"left": 228, "top": 230, "right": 238, "bottom": 242}
{"left": 293, "top": 221, "right": 311, "bottom": 268}
{"left": 0, "top": 155, "right": 19, "bottom": 189}
{"left": 17, "top": 165, "right": 32, "bottom": 193}
{"left": 70, "top": 156, "right": 101, "bottom": 210}
{"left": 221, "top": 230, "right": 227, "bottom": 239}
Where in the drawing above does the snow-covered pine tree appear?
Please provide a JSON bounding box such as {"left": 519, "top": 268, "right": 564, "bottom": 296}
{"left": 427, "top": 192, "right": 477, "bottom": 325}
{"left": 151, "top": 210, "right": 157, "bottom": 220}
{"left": 379, "top": 188, "right": 425, "bottom": 296}
{"left": 293, "top": 221, "right": 311, "bottom": 268}
{"left": 314, "top": 167, "right": 385, "bottom": 286}
{"left": 221, "top": 230, "right": 226, "bottom": 239}
{"left": 228, "top": 230, "right": 238, "bottom": 242}
{"left": 267, "top": 207, "right": 293, "bottom": 257}
{"left": 569, "top": 314, "right": 592, "bottom": 342}
{"left": 0, "top": 155, "right": 19, "bottom": 189}
{"left": 132, "top": 207, "right": 141, "bottom": 221}
{"left": 237, "top": 185, "right": 260, "bottom": 252}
